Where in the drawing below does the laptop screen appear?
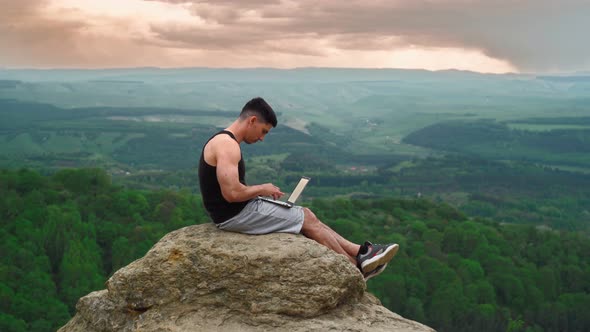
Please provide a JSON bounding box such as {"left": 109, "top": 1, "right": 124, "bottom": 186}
{"left": 287, "top": 177, "right": 310, "bottom": 204}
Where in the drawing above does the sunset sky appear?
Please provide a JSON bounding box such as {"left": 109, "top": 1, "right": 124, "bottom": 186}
{"left": 1, "top": 0, "right": 588, "bottom": 74}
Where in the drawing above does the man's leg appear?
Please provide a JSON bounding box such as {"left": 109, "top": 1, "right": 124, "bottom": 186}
{"left": 305, "top": 208, "right": 360, "bottom": 257}
{"left": 300, "top": 207, "right": 360, "bottom": 266}
{"left": 320, "top": 222, "right": 359, "bottom": 256}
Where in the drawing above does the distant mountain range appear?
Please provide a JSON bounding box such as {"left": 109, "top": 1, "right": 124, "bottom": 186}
{"left": 0, "top": 67, "right": 530, "bottom": 83}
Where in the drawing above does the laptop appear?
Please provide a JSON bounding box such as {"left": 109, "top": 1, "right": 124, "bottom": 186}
{"left": 258, "top": 176, "right": 310, "bottom": 208}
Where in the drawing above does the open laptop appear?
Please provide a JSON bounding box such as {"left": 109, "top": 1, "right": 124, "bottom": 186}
{"left": 258, "top": 176, "right": 310, "bottom": 208}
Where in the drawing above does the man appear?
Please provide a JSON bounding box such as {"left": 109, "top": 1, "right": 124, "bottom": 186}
{"left": 198, "top": 97, "right": 398, "bottom": 280}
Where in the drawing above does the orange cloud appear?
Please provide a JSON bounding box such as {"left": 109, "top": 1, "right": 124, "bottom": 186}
{"left": 1, "top": 0, "right": 587, "bottom": 73}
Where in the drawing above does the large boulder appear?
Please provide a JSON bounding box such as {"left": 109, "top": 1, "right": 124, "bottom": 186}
{"left": 59, "top": 223, "right": 434, "bottom": 332}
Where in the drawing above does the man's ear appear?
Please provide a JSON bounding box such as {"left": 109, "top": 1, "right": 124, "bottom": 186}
{"left": 248, "top": 115, "right": 258, "bottom": 125}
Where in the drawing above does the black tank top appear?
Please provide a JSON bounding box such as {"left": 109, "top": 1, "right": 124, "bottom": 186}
{"left": 198, "top": 130, "right": 249, "bottom": 223}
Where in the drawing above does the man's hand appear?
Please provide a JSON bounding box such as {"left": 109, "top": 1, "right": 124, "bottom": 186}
{"left": 259, "top": 183, "right": 284, "bottom": 200}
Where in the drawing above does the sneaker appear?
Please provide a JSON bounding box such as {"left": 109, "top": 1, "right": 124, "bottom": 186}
{"left": 357, "top": 241, "right": 399, "bottom": 274}
{"left": 364, "top": 263, "right": 388, "bottom": 281}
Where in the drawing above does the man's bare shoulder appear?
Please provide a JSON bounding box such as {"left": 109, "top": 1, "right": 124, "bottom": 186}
{"left": 209, "top": 133, "right": 239, "bottom": 148}
{"left": 208, "top": 133, "right": 240, "bottom": 161}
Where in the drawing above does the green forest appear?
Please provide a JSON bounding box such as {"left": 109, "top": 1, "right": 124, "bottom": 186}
{"left": 1, "top": 168, "right": 589, "bottom": 332}
{"left": 2, "top": 69, "right": 590, "bottom": 332}
{"left": 403, "top": 119, "right": 590, "bottom": 168}
{"left": 4, "top": 98, "right": 590, "bottom": 234}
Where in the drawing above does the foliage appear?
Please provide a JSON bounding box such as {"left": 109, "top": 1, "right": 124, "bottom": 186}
{"left": 0, "top": 168, "right": 205, "bottom": 330}
{"left": 2, "top": 168, "right": 589, "bottom": 331}
{"left": 402, "top": 120, "right": 590, "bottom": 167}
{"left": 310, "top": 197, "right": 590, "bottom": 332}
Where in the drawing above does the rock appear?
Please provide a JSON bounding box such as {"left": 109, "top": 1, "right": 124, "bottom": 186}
{"left": 59, "top": 223, "right": 434, "bottom": 332}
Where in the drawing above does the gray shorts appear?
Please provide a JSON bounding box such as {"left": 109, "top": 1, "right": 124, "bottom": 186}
{"left": 216, "top": 198, "right": 305, "bottom": 235}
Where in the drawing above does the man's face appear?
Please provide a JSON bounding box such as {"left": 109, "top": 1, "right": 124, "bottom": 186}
{"left": 245, "top": 116, "right": 273, "bottom": 144}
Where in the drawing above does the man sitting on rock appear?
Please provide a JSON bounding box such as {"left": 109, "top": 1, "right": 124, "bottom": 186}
{"left": 198, "top": 97, "right": 398, "bottom": 280}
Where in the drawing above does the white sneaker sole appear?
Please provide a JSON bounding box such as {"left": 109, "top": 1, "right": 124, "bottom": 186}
{"left": 364, "top": 263, "right": 388, "bottom": 281}
{"left": 361, "top": 244, "right": 399, "bottom": 274}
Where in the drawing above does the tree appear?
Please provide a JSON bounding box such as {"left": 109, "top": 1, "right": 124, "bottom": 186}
{"left": 457, "top": 259, "right": 484, "bottom": 283}
{"left": 42, "top": 206, "right": 69, "bottom": 272}
{"left": 404, "top": 297, "right": 426, "bottom": 322}
{"left": 52, "top": 168, "right": 110, "bottom": 195}
{"left": 465, "top": 280, "right": 496, "bottom": 305}
{"left": 427, "top": 281, "right": 469, "bottom": 330}
{"left": 111, "top": 236, "right": 135, "bottom": 271}
{"left": 0, "top": 313, "right": 27, "bottom": 332}
{"left": 58, "top": 237, "right": 104, "bottom": 311}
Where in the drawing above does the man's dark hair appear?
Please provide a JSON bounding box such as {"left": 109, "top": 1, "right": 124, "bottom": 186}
{"left": 240, "top": 97, "right": 277, "bottom": 127}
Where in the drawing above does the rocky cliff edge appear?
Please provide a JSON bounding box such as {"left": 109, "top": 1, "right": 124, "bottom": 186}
{"left": 59, "top": 223, "right": 434, "bottom": 332}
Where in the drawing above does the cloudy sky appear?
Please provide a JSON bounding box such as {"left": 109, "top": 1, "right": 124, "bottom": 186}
{"left": 1, "top": 0, "right": 588, "bottom": 73}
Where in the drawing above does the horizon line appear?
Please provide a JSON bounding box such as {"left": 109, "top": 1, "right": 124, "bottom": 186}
{"left": 0, "top": 65, "right": 522, "bottom": 75}
{"left": 2, "top": 66, "right": 588, "bottom": 76}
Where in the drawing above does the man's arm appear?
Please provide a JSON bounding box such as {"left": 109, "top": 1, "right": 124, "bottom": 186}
{"left": 215, "top": 139, "right": 283, "bottom": 202}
